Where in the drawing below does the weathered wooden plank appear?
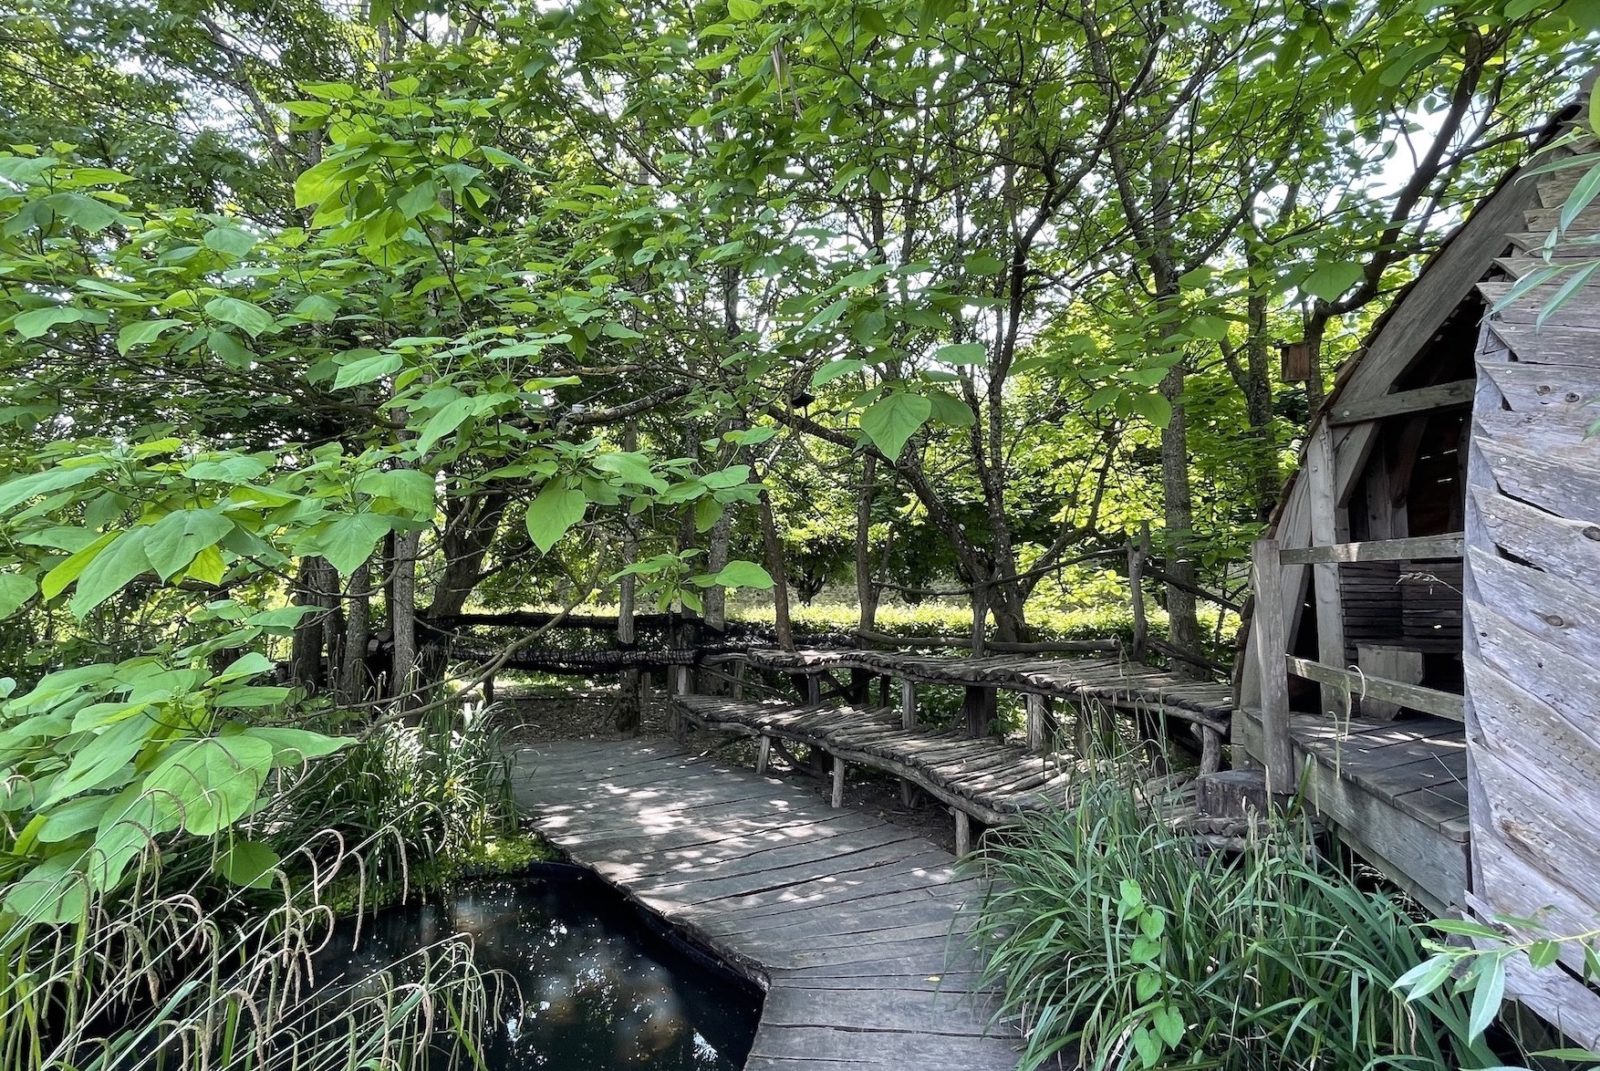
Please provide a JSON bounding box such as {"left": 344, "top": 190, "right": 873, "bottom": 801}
{"left": 1468, "top": 548, "right": 1600, "bottom": 665}
{"left": 1284, "top": 654, "right": 1464, "bottom": 721}
{"left": 748, "top": 1025, "right": 1019, "bottom": 1069}
{"left": 1251, "top": 539, "right": 1295, "bottom": 793}
{"left": 1470, "top": 486, "right": 1600, "bottom": 587}
{"left": 1470, "top": 600, "right": 1600, "bottom": 738}
{"left": 1470, "top": 742, "right": 1600, "bottom": 900}
{"left": 1327, "top": 378, "right": 1475, "bottom": 425}
{"left": 760, "top": 986, "right": 998, "bottom": 1035}
{"left": 1278, "top": 534, "right": 1464, "bottom": 564}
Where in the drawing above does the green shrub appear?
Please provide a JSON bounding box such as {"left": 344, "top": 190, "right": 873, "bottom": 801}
{"left": 968, "top": 779, "right": 1497, "bottom": 1071}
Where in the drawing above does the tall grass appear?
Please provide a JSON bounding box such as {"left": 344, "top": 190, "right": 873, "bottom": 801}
{"left": 0, "top": 703, "right": 520, "bottom": 1071}
{"left": 969, "top": 777, "right": 1498, "bottom": 1070}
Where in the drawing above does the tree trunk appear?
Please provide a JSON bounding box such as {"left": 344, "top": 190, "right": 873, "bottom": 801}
{"left": 700, "top": 508, "right": 733, "bottom": 634}
{"left": 391, "top": 529, "right": 421, "bottom": 710}
{"left": 855, "top": 454, "right": 879, "bottom": 634}
{"left": 290, "top": 557, "right": 332, "bottom": 692}
{"left": 615, "top": 514, "right": 642, "bottom": 736}
{"left": 339, "top": 562, "right": 372, "bottom": 705}
{"left": 757, "top": 488, "right": 793, "bottom": 650}
{"left": 1159, "top": 363, "right": 1204, "bottom": 679}
{"left": 1243, "top": 275, "right": 1278, "bottom": 523}
{"left": 425, "top": 487, "right": 505, "bottom": 618}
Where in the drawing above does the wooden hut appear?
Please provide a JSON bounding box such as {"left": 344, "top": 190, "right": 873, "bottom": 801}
{"left": 1237, "top": 84, "right": 1599, "bottom": 1041}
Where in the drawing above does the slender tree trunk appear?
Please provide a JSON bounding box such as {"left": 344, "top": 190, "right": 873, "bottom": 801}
{"left": 855, "top": 454, "right": 879, "bottom": 634}
{"left": 1159, "top": 363, "right": 1204, "bottom": 679}
{"left": 1244, "top": 281, "right": 1278, "bottom": 522}
{"left": 615, "top": 429, "right": 642, "bottom": 736}
{"left": 290, "top": 557, "right": 333, "bottom": 692}
{"left": 758, "top": 488, "right": 793, "bottom": 650}
{"left": 391, "top": 529, "right": 420, "bottom": 709}
{"left": 701, "top": 509, "right": 733, "bottom": 633}
{"left": 339, "top": 562, "right": 372, "bottom": 704}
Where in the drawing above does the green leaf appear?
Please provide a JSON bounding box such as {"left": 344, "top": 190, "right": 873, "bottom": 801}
{"left": 13, "top": 306, "right": 89, "bottom": 340}
{"left": 0, "top": 463, "right": 104, "bottom": 514}
{"left": 356, "top": 468, "right": 435, "bottom": 515}
{"left": 241, "top": 727, "right": 351, "bottom": 767}
{"left": 1127, "top": 392, "right": 1173, "bottom": 429}
{"left": 1528, "top": 939, "right": 1562, "bottom": 969}
{"left": 213, "top": 685, "right": 291, "bottom": 708}
{"left": 415, "top": 396, "right": 480, "bottom": 455}
{"left": 1152, "top": 1005, "right": 1184, "bottom": 1048}
{"left": 525, "top": 481, "right": 587, "bottom": 553}
{"left": 71, "top": 529, "right": 153, "bottom": 616}
{"left": 0, "top": 573, "right": 35, "bottom": 617}
{"left": 1186, "top": 315, "right": 1230, "bottom": 341}
{"left": 202, "top": 226, "right": 256, "bottom": 257}
{"left": 216, "top": 840, "right": 280, "bottom": 889}
{"left": 41, "top": 713, "right": 152, "bottom": 806}
{"left": 116, "top": 318, "right": 185, "bottom": 355}
{"left": 41, "top": 532, "right": 115, "bottom": 600}
{"left": 144, "top": 735, "right": 274, "bottom": 836}
{"left": 860, "top": 392, "right": 932, "bottom": 461}
{"left": 144, "top": 510, "right": 232, "bottom": 581}
{"left": 964, "top": 252, "right": 1004, "bottom": 275}
{"left": 210, "top": 652, "right": 275, "bottom": 684}
{"left": 315, "top": 513, "right": 394, "bottom": 576}
{"left": 1468, "top": 957, "right": 1507, "bottom": 1040}
{"left": 203, "top": 296, "right": 274, "bottom": 339}
{"left": 927, "top": 391, "right": 975, "bottom": 428}
{"left": 935, "top": 342, "right": 987, "bottom": 365}
{"left": 333, "top": 351, "right": 401, "bottom": 389}
{"left": 1302, "top": 261, "right": 1364, "bottom": 302}
{"left": 812, "top": 359, "right": 865, "bottom": 387}
{"left": 728, "top": 0, "right": 763, "bottom": 19}
{"left": 91, "top": 785, "right": 179, "bottom": 889}
{"left": 397, "top": 180, "right": 439, "bottom": 218}
{"left": 704, "top": 560, "right": 774, "bottom": 589}
{"left": 3, "top": 853, "right": 90, "bottom": 924}
{"left": 593, "top": 451, "right": 667, "bottom": 490}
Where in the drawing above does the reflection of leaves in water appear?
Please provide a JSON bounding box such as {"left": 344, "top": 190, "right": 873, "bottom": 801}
{"left": 316, "top": 878, "right": 755, "bottom": 1071}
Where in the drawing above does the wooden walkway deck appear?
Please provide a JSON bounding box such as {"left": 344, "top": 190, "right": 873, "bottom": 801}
{"left": 509, "top": 739, "right": 1023, "bottom": 1071}
{"left": 1237, "top": 708, "right": 1468, "bottom": 912}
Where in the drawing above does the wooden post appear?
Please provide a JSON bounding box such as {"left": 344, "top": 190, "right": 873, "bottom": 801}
{"left": 1306, "top": 425, "right": 1347, "bottom": 716}
{"left": 963, "top": 685, "right": 995, "bottom": 738}
{"left": 900, "top": 679, "right": 917, "bottom": 730}
{"left": 483, "top": 674, "right": 495, "bottom": 706}
{"left": 1200, "top": 727, "right": 1222, "bottom": 776}
{"left": 1025, "top": 693, "right": 1051, "bottom": 753}
{"left": 732, "top": 658, "right": 746, "bottom": 700}
{"left": 1251, "top": 538, "right": 1295, "bottom": 795}
{"left": 954, "top": 809, "right": 972, "bottom": 857}
{"left": 1129, "top": 522, "right": 1149, "bottom": 661}
{"left": 805, "top": 673, "right": 822, "bottom": 706}
{"left": 830, "top": 755, "right": 845, "bottom": 808}
{"left": 756, "top": 734, "right": 771, "bottom": 775}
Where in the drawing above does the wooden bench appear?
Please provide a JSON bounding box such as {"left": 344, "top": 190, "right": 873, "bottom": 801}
{"left": 742, "top": 647, "right": 1233, "bottom": 774}
{"left": 672, "top": 693, "right": 1178, "bottom": 855}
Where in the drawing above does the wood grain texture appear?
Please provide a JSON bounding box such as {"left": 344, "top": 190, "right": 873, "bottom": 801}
{"left": 511, "top": 740, "right": 1021, "bottom": 1070}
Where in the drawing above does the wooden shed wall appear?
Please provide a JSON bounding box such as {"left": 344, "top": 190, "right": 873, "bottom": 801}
{"left": 1464, "top": 174, "right": 1600, "bottom": 1045}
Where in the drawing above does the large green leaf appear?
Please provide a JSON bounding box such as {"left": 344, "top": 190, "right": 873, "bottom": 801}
{"left": 355, "top": 468, "right": 435, "bottom": 515}
{"left": 115, "top": 318, "right": 185, "bottom": 355}
{"left": 1301, "top": 261, "right": 1364, "bottom": 302}
{"left": 203, "top": 296, "right": 274, "bottom": 339}
{"left": 701, "top": 560, "right": 774, "bottom": 589}
{"left": 860, "top": 392, "right": 932, "bottom": 461}
{"left": 40, "top": 713, "right": 152, "bottom": 806}
{"left": 71, "top": 529, "right": 154, "bottom": 617}
{"left": 144, "top": 736, "right": 274, "bottom": 836}
{"left": 91, "top": 784, "right": 180, "bottom": 889}
{"left": 0, "top": 463, "right": 104, "bottom": 514}
{"left": 0, "top": 573, "right": 35, "bottom": 617}
{"left": 143, "top": 510, "right": 232, "bottom": 581}
{"left": 2, "top": 852, "right": 90, "bottom": 924}
{"left": 525, "top": 481, "right": 587, "bottom": 553}
{"left": 314, "top": 513, "right": 394, "bottom": 575}
{"left": 215, "top": 840, "right": 280, "bottom": 888}
{"left": 241, "top": 727, "right": 352, "bottom": 767}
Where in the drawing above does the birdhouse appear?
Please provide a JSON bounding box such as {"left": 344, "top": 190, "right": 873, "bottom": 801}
{"left": 1279, "top": 341, "right": 1315, "bottom": 383}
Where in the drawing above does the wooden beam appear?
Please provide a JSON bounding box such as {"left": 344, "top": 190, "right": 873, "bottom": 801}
{"left": 1280, "top": 534, "right": 1464, "bottom": 564}
{"left": 755, "top": 734, "right": 771, "bottom": 775}
{"left": 954, "top": 809, "right": 972, "bottom": 857}
{"left": 1251, "top": 539, "right": 1296, "bottom": 794}
{"left": 900, "top": 678, "right": 917, "bottom": 730}
{"left": 1306, "top": 425, "right": 1347, "bottom": 716}
{"left": 1284, "top": 655, "right": 1464, "bottom": 721}
{"left": 1327, "top": 379, "right": 1475, "bottom": 425}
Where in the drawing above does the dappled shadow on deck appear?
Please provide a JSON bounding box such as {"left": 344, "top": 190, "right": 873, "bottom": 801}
{"left": 510, "top": 740, "right": 1024, "bottom": 1071}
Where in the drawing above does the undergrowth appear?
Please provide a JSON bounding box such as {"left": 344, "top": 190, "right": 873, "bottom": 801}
{"left": 969, "top": 777, "right": 1499, "bottom": 1071}
{"left": 0, "top": 701, "right": 529, "bottom": 1071}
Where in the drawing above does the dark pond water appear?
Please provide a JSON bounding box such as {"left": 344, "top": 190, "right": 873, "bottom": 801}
{"left": 315, "top": 866, "right": 763, "bottom": 1071}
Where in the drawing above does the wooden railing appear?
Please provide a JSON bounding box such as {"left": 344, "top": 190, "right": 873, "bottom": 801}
{"left": 1252, "top": 532, "right": 1465, "bottom": 794}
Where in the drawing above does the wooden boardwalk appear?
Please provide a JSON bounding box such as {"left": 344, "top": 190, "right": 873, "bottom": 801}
{"left": 509, "top": 739, "right": 1023, "bottom": 1071}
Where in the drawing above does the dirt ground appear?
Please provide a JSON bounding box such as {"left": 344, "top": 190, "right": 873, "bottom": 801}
{"left": 488, "top": 682, "right": 959, "bottom": 854}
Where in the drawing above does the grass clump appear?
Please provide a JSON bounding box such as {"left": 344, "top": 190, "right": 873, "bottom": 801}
{"left": 970, "top": 778, "right": 1497, "bottom": 1070}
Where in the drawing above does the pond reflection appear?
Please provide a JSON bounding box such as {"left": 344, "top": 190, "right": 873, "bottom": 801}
{"left": 316, "top": 870, "right": 762, "bottom": 1071}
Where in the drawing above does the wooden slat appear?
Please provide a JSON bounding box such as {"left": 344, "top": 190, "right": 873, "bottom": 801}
{"left": 1284, "top": 654, "right": 1464, "bottom": 721}
{"left": 1279, "top": 534, "right": 1464, "bottom": 564}
{"left": 1327, "top": 379, "right": 1475, "bottom": 425}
